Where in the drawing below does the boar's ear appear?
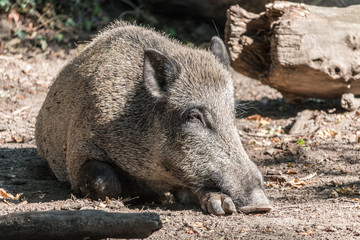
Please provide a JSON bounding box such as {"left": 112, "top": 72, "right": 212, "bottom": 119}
{"left": 143, "top": 48, "right": 180, "bottom": 99}
{"left": 210, "top": 36, "right": 230, "bottom": 69}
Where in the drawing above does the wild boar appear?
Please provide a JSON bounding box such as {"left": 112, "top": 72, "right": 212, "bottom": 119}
{"left": 35, "top": 22, "right": 271, "bottom": 215}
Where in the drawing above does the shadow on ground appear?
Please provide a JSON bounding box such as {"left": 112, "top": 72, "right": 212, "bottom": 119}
{"left": 236, "top": 98, "right": 342, "bottom": 119}
{"left": 0, "top": 146, "right": 71, "bottom": 203}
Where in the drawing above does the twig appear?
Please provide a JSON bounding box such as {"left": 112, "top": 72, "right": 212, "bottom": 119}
{"left": 184, "top": 221, "right": 202, "bottom": 236}
{"left": 12, "top": 106, "right": 31, "bottom": 115}
{"left": 275, "top": 205, "right": 301, "bottom": 210}
{"left": 339, "top": 199, "right": 360, "bottom": 204}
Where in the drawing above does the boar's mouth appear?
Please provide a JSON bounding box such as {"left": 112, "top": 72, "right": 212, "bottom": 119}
{"left": 231, "top": 188, "right": 272, "bottom": 214}
{"left": 163, "top": 156, "right": 272, "bottom": 214}
{"left": 238, "top": 204, "right": 272, "bottom": 214}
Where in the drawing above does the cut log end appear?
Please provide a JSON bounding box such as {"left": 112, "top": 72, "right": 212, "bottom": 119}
{"left": 225, "top": 1, "right": 360, "bottom": 102}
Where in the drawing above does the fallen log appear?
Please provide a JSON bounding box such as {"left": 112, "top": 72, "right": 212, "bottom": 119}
{"left": 287, "top": 0, "right": 360, "bottom": 7}
{"left": 0, "top": 210, "right": 162, "bottom": 240}
{"left": 225, "top": 1, "right": 360, "bottom": 103}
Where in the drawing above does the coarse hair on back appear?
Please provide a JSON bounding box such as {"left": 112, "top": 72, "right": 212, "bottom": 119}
{"left": 94, "top": 20, "right": 197, "bottom": 51}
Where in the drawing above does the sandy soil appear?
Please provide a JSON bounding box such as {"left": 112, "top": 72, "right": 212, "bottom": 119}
{"left": 0, "top": 46, "right": 360, "bottom": 239}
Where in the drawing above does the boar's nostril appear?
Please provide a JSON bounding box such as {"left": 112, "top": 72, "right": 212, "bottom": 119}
{"left": 239, "top": 204, "right": 272, "bottom": 214}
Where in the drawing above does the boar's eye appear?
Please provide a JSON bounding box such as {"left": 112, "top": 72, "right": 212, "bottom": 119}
{"left": 187, "top": 109, "right": 205, "bottom": 126}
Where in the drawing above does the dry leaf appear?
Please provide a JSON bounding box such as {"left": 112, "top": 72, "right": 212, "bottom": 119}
{"left": 301, "top": 171, "right": 317, "bottom": 181}
{"left": 284, "top": 170, "right": 318, "bottom": 188}
{"left": 19, "top": 200, "right": 28, "bottom": 205}
{"left": 14, "top": 193, "right": 23, "bottom": 200}
{"left": 246, "top": 114, "right": 271, "bottom": 127}
{"left": 28, "top": 22, "right": 34, "bottom": 34}
{"left": 299, "top": 229, "right": 314, "bottom": 236}
{"left": 16, "top": 95, "right": 25, "bottom": 100}
{"left": 192, "top": 222, "right": 203, "bottom": 228}
{"left": 0, "top": 189, "right": 23, "bottom": 200}
{"left": 14, "top": 136, "right": 24, "bottom": 143}
{"left": 0, "top": 189, "right": 9, "bottom": 198}
{"left": 318, "top": 128, "right": 337, "bottom": 138}
{"left": 259, "top": 119, "right": 270, "bottom": 127}
{"left": 98, "top": 202, "right": 106, "bottom": 208}
{"left": 286, "top": 169, "right": 298, "bottom": 175}
{"left": 284, "top": 178, "right": 306, "bottom": 188}
{"left": 246, "top": 114, "right": 262, "bottom": 121}
{"left": 162, "top": 218, "right": 170, "bottom": 224}
{"left": 265, "top": 182, "right": 276, "bottom": 188}
{"left": 8, "top": 9, "right": 20, "bottom": 23}
{"left": 193, "top": 222, "right": 204, "bottom": 229}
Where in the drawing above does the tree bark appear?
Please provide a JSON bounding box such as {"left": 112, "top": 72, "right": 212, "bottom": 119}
{"left": 0, "top": 210, "right": 162, "bottom": 240}
{"left": 225, "top": 1, "right": 360, "bottom": 103}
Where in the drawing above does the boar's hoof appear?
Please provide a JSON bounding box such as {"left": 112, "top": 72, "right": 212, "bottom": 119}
{"left": 199, "top": 192, "right": 237, "bottom": 216}
{"left": 239, "top": 204, "right": 272, "bottom": 214}
{"left": 78, "top": 161, "right": 121, "bottom": 200}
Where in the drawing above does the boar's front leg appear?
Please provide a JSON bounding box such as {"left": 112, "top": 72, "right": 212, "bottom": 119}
{"left": 197, "top": 190, "right": 237, "bottom": 215}
{"left": 78, "top": 161, "right": 122, "bottom": 200}
{"left": 175, "top": 188, "right": 237, "bottom": 215}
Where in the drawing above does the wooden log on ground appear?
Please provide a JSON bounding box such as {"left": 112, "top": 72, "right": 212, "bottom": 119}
{"left": 0, "top": 210, "right": 162, "bottom": 240}
{"left": 225, "top": 1, "right": 360, "bottom": 103}
{"left": 287, "top": 0, "right": 360, "bottom": 7}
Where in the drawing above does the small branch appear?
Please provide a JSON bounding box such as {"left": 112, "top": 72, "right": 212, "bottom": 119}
{"left": 0, "top": 210, "right": 162, "bottom": 240}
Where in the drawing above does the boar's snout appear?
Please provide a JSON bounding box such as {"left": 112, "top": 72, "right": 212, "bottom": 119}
{"left": 216, "top": 153, "right": 272, "bottom": 214}
{"left": 237, "top": 188, "right": 272, "bottom": 214}
{"left": 239, "top": 204, "right": 272, "bottom": 214}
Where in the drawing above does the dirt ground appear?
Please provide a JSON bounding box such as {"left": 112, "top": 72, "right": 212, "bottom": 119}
{"left": 0, "top": 41, "right": 360, "bottom": 239}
